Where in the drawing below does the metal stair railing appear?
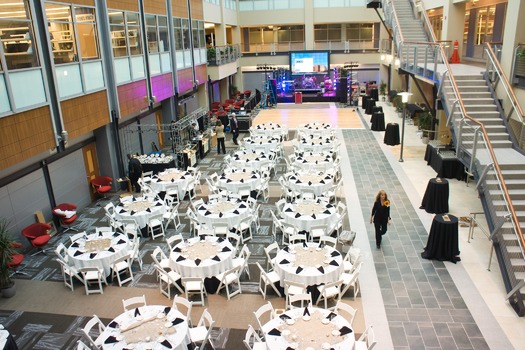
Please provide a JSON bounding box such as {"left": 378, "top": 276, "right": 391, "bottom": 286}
{"left": 484, "top": 43, "right": 525, "bottom": 149}
{"left": 382, "top": 0, "right": 525, "bottom": 310}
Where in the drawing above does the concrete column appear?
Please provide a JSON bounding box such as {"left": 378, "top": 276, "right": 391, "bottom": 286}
{"left": 501, "top": 0, "right": 525, "bottom": 77}
{"left": 214, "top": 23, "right": 227, "bottom": 46}
{"left": 304, "top": 0, "right": 314, "bottom": 50}
{"left": 441, "top": 0, "right": 466, "bottom": 58}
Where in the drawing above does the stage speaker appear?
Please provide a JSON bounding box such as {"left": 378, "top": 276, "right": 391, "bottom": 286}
{"left": 337, "top": 77, "right": 348, "bottom": 104}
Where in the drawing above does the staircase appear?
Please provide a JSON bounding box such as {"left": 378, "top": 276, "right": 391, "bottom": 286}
{"left": 381, "top": 0, "right": 525, "bottom": 315}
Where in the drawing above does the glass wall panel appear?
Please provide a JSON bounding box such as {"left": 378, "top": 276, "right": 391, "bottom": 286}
{"left": 181, "top": 19, "right": 190, "bottom": 50}
{"left": 0, "top": 74, "right": 10, "bottom": 114}
{"left": 175, "top": 51, "right": 184, "bottom": 69}
{"left": 160, "top": 52, "right": 171, "bottom": 72}
{"left": 184, "top": 50, "right": 191, "bottom": 67}
{"left": 82, "top": 61, "right": 104, "bottom": 91}
{"left": 109, "top": 11, "right": 127, "bottom": 57}
{"left": 173, "top": 18, "right": 183, "bottom": 51}
{"left": 149, "top": 53, "right": 160, "bottom": 75}
{"left": 127, "top": 12, "right": 142, "bottom": 55}
{"left": 146, "top": 15, "right": 158, "bottom": 53}
{"left": 10, "top": 69, "right": 46, "bottom": 107}
{"left": 56, "top": 64, "right": 82, "bottom": 98}
{"left": 114, "top": 57, "right": 131, "bottom": 83}
{"left": 46, "top": 3, "right": 77, "bottom": 64}
{"left": 0, "top": 20, "right": 39, "bottom": 70}
{"left": 131, "top": 56, "right": 145, "bottom": 79}
{"left": 74, "top": 7, "right": 99, "bottom": 60}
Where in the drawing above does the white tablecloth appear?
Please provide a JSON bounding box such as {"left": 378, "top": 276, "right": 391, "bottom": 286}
{"left": 298, "top": 123, "right": 334, "bottom": 138}
{"left": 250, "top": 123, "right": 288, "bottom": 139}
{"left": 286, "top": 172, "right": 334, "bottom": 196}
{"left": 67, "top": 232, "right": 130, "bottom": 278}
{"left": 263, "top": 307, "right": 355, "bottom": 350}
{"left": 242, "top": 136, "right": 282, "bottom": 154}
{"left": 230, "top": 150, "right": 273, "bottom": 172}
{"left": 292, "top": 152, "right": 335, "bottom": 172}
{"left": 282, "top": 199, "right": 337, "bottom": 232}
{"left": 99, "top": 305, "right": 189, "bottom": 350}
{"left": 274, "top": 243, "right": 344, "bottom": 286}
{"left": 169, "top": 236, "right": 234, "bottom": 278}
{"left": 216, "top": 169, "right": 261, "bottom": 192}
{"left": 293, "top": 137, "right": 337, "bottom": 153}
{"left": 195, "top": 198, "right": 252, "bottom": 228}
{"left": 114, "top": 198, "right": 167, "bottom": 228}
{"left": 149, "top": 169, "right": 194, "bottom": 198}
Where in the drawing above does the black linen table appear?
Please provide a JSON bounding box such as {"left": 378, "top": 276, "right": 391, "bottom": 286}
{"left": 141, "top": 160, "right": 176, "bottom": 175}
{"left": 420, "top": 178, "right": 449, "bottom": 214}
{"left": 371, "top": 112, "right": 385, "bottom": 131}
{"left": 424, "top": 144, "right": 465, "bottom": 180}
{"left": 384, "top": 123, "right": 400, "bottom": 145}
{"left": 365, "top": 99, "right": 376, "bottom": 115}
{"left": 421, "top": 214, "right": 460, "bottom": 263}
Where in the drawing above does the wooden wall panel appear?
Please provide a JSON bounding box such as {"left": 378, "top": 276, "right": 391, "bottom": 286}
{"left": 172, "top": 0, "right": 189, "bottom": 17}
{"left": 0, "top": 106, "right": 55, "bottom": 171}
{"left": 190, "top": 0, "right": 203, "bottom": 20}
{"left": 117, "top": 80, "right": 149, "bottom": 117}
{"left": 106, "top": 0, "right": 139, "bottom": 12}
{"left": 195, "top": 64, "right": 207, "bottom": 87}
{"left": 50, "top": 0, "right": 95, "bottom": 6}
{"left": 144, "top": 0, "right": 167, "bottom": 15}
{"left": 61, "top": 91, "right": 110, "bottom": 140}
{"left": 151, "top": 73, "right": 174, "bottom": 102}
{"left": 177, "top": 68, "right": 194, "bottom": 94}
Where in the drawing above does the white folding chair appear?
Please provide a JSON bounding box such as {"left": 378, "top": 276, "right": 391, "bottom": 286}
{"left": 148, "top": 213, "right": 165, "bottom": 240}
{"left": 316, "top": 279, "right": 343, "bottom": 309}
{"left": 243, "top": 324, "right": 267, "bottom": 350}
{"left": 342, "top": 262, "right": 362, "bottom": 300}
{"left": 213, "top": 223, "right": 231, "bottom": 238}
{"left": 151, "top": 246, "right": 171, "bottom": 271}
{"left": 76, "top": 340, "right": 91, "bottom": 350}
{"left": 173, "top": 294, "right": 193, "bottom": 326}
{"left": 288, "top": 293, "right": 312, "bottom": 309}
{"left": 215, "top": 265, "right": 242, "bottom": 300}
{"left": 81, "top": 315, "right": 105, "bottom": 349}
{"left": 233, "top": 244, "right": 251, "bottom": 279}
{"left": 263, "top": 242, "right": 279, "bottom": 270}
{"left": 166, "top": 233, "right": 184, "bottom": 251}
{"left": 256, "top": 262, "right": 282, "bottom": 299}
{"left": 319, "top": 235, "right": 338, "bottom": 248}
{"left": 163, "top": 203, "right": 181, "bottom": 230}
{"left": 122, "top": 295, "right": 147, "bottom": 311}
{"left": 130, "top": 237, "right": 143, "bottom": 270}
{"left": 183, "top": 277, "right": 207, "bottom": 306}
{"left": 226, "top": 232, "right": 241, "bottom": 254}
{"left": 155, "top": 264, "right": 184, "bottom": 299}
{"left": 284, "top": 280, "right": 308, "bottom": 310}
{"left": 79, "top": 267, "right": 105, "bottom": 295}
{"left": 253, "top": 301, "right": 276, "bottom": 336}
{"left": 70, "top": 232, "right": 87, "bottom": 244}
{"left": 289, "top": 234, "right": 307, "bottom": 245}
{"left": 56, "top": 258, "right": 82, "bottom": 291}
{"left": 55, "top": 243, "right": 69, "bottom": 263}
{"left": 236, "top": 216, "right": 253, "bottom": 244}
{"left": 334, "top": 300, "right": 358, "bottom": 327}
{"left": 111, "top": 253, "right": 134, "bottom": 286}
{"left": 309, "top": 224, "right": 328, "bottom": 242}
{"left": 354, "top": 325, "right": 376, "bottom": 350}
{"left": 189, "top": 309, "right": 215, "bottom": 350}
{"left": 270, "top": 211, "right": 297, "bottom": 245}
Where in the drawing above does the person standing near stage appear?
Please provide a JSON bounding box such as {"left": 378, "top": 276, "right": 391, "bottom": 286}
{"left": 127, "top": 153, "right": 143, "bottom": 193}
{"left": 370, "top": 189, "right": 391, "bottom": 249}
{"left": 215, "top": 120, "right": 226, "bottom": 154}
{"left": 231, "top": 113, "right": 240, "bottom": 145}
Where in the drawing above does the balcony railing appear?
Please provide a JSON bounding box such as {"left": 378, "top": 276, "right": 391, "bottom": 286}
{"left": 207, "top": 44, "right": 241, "bottom": 66}
{"left": 314, "top": 39, "right": 378, "bottom": 52}
{"left": 242, "top": 42, "right": 305, "bottom": 55}
{"left": 511, "top": 43, "right": 525, "bottom": 89}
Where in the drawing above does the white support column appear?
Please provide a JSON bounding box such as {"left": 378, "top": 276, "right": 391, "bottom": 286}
{"left": 441, "top": 0, "right": 466, "bottom": 58}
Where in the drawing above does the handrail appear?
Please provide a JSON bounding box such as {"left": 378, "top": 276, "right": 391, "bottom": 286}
{"left": 485, "top": 43, "right": 525, "bottom": 120}
{"left": 390, "top": 0, "right": 405, "bottom": 43}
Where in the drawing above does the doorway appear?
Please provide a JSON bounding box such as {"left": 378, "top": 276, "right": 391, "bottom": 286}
{"left": 82, "top": 142, "right": 99, "bottom": 202}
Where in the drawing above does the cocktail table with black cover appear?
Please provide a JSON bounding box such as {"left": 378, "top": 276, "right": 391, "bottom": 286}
{"left": 365, "top": 99, "right": 376, "bottom": 115}
{"left": 361, "top": 95, "right": 370, "bottom": 109}
{"left": 371, "top": 112, "right": 385, "bottom": 131}
{"left": 384, "top": 123, "right": 400, "bottom": 145}
{"left": 421, "top": 214, "right": 460, "bottom": 263}
{"left": 420, "top": 178, "right": 449, "bottom": 214}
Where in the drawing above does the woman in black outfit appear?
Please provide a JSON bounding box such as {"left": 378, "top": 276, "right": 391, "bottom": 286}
{"left": 370, "top": 190, "right": 391, "bottom": 249}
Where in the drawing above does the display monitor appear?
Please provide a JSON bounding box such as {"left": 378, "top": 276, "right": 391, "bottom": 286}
{"left": 290, "top": 51, "right": 330, "bottom": 75}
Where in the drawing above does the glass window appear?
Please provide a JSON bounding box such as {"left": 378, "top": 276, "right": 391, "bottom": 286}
{"left": 127, "top": 12, "right": 142, "bottom": 56}
{"left": 0, "top": 0, "right": 40, "bottom": 70}
{"left": 346, "top": 23, "right": 374, "bottom": 42}
{"left": 109, "top": 11, "right": 127, "bottom": 57}
{"left": 315, "top": 24, "right": 341, "bottom": 42}
{"left": 173, "top": 18, "right": 183, "bottom": 51}
{"left": 181, "top": 19, "right": 190, "bottom": 50}
{"left": 192, "top": 20, "right": 199, "bottom": 49}
{"left": 158, "top": 16, "right": 169, "bottom": 52}
{"left": 74, "top": 7, "right": 99, "bottom": 61}
{"left": 145, "top": 14, "right": 157, "bottom": 53}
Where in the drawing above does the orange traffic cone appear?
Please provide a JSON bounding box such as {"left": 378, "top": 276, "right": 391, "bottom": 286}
{"left": 450, "top": 40, "right": 460, "bottom": 64}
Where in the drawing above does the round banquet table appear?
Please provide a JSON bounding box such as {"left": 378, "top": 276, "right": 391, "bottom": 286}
{"left": 384, "top": 123, "right": 400, "bottom": 146}
{"left": 286, "top": 172, "right": 334, "bottom": 197}
{"left": 242, "top": 136, "right": 282, "bottom": 154}
{"left": 230, "top": 150, "right": 273, "bottom": 172}
{"left": 169, "top": 236, "right": 234, "bottom": 279}
{"left": 195, "top": 197, "right": 252, "bottom": 228}
{"left": 293, "top": 137, "right": 337, "bottom": 153}
{"left": 421, "top": 214, "right": 460, "bottom": 263}
{"left": 420, "top": 178, "right": 449, "bottom": 214}
{"left": 274, "top": 242, "right": 344, "bottom": 286}
{"left": 263, "top": 307, "right": 355, "bottom": 350}
{"left": 149, "top": 168, "right": 194, "bottom": 198}
{"left": 298, "top": 123, "right": 333, "bottom": 138}
{"left": 114, "top": 197, "right": 167, "bottom": 228}
{"left": 99, "top": 305, "right": 189, "bottom": 350}
{"left": 250, "top": 122, "right": 288, "bottom": 139}
{"left": 215, "top": 169, "right": 261, "bottom": 193}
{"left": 67, "top": 231, "right": 130, "bottom": 278}
{"left": 281, "top": 199, "right": 337, "bottom": 232}
{"left": 292, "top": 152, "right": 335, "bottom": 172}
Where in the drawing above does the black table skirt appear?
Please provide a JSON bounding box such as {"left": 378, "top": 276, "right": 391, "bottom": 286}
{"left": 365, "top": 99, "right": 376, "bottom": 115}
{"left": 2, "top": 334, "right": 18, "bottom": 350}
{"left": 142, "top": 160, "right": 176, "bottom": 175}
{"left": 369, "top": 88, "right": 379, "bottom": 101}
{"left": 384, "top": 123, "right": 400, "bottom": 145}
{"left": 424, "top": 144, "right": 465, "bottom": 180}
{"left": 422, "top": 214, "right": 460, "bottom": 263}
{"left": 420, "top": 178, "right": 449, "bottom": 214}
{"left": 371, "top": 112, "right": 385, "bottom": 131}
{"left": 362, "top": 95, "right": 370, "bottom": 109}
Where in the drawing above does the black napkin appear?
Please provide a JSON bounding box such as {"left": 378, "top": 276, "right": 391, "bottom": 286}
{"left": 119, "top": 209, "right": 127, "bottom": 214}
{"left": 280, "top": 259, "right": 290, "bottom": 264}
{"left": 222, "top": 246, "right": 231, "bottom": 252}
{"left": 130, "top": 210, "right": 136, "bottom": 215}
{"left": 172, "top": 317, "right": 184, "bottom": 325}
{"left": 173, "top": 247, "right": 181, "bottom": 252}
{"left": 320, "top": 180, "right": 325, "bottom": 184}
{"left": 134, "top": 308, "right": 141, "bottom": 317}
{"left": 199, "top": 205, "right": 206, "bottom": 211}
{"left": 246, "top": 159, "right": 250, "bottom": 163}
{"left": 176, "top": 256, "right": 186, "bottom": 262}
{"left": 303, "top": 241, "right": 308, "bottom": 248}
{"left": 98, "top": 232, "right": 103, "bottom": 237}
{"left": 217, "top": 237, "right": 224, "bottom": 243}
{"left": 331, "top": 251, "right": 341, "bottom": 257}
{"left": 311, "top": 214, "right": 316, "bottom": 219}
{"left": 104, "top": 336, "right": 118, "bottom": 344}
{"left": 303, "top": 307, "right": 310, "bottom": 316}
{"left": 308, "top": 181, "right": 312, "bottom": 186}
{"left": 89, "top": 253, "right": 97, "bottom": 259}
{"left": 318, "top": 266, "right": 325, "bottom": 273}
{"left": 279, "top": 314, "right": 291, "bottom": 320}
{"left": 118, "top": 239, "right": 126, "bottom": 245}
{"left": 226, "top": 179, "right": 232, "bottom": 183}
{"left": 212, "top": 255, "right": 220, "bottom": 261}
{"left": 164, "top": 306, "right": 171, "bottom": 315}
{"left": 296, "top": 266, "right": 303, "bottom": 274}
{"left": 296, "top": 180, "right": 302, "bottom": 184}
{"left": 289, "top": 175, "right": 296, "bottom": 180}
{"left": 251, "top": 175, "right": 257, "bottom": 179}
{"left": 326, "top": 312, "right": 337, "bottom": 321}
{"left": 195, "top": 258, "right": 201, "bottom": 266}
{"left": 146, "top": 208, "right": 151, "bottom": 213}
{"left": 108, "top": 247, "right": 115, "bottom": 253}
{"left": 161, "top": 339, "right": 173, "bottom": 348}
{"left": 74, "top": 250, "right": 83, "bottom": 257}
{"left": 295, "top": 213, "right": 301, "bottom": 218}
{"left": 329, "top": 260, "right": 339, "bottom": 266}
{"left": 239, "top": 203, "right": 246, "bottom": 209}
{"left": 323, "top": 210, "right": 331, "bottom": 214}
{"left": 268, "top": 328, "right": 281, "bottom": 336}
{"left": 233, "top": 210, "right": 240, "bottom": 215}
{"left": 283, "top": 246, "right": 289, "bottom": 252}
{"left": 113, "top": 232, "right": 120, "bottom": 237}
{"left": 156, "top": 202, "right": 163, "bottom": 206}
{"left": 180, "top": 176, "right": 185, "bottom": 180}
{"left": 327, "top": 204, "right": 334, "bottom": 208}
{"left": 171, "top": 178, "right": 175, "bottom": 183}
{"left": 218, "top": 212, "right": 223, "bottom": 218}
{"left": 339, "top": 326, "right": 353, "bottom": 335}
{"left": 108, "top": 321, "right": 118, "bottom": 328}
{"left": 303, "top": 159, "right": 308, "bottom": 163}
{"left": 71, "top": 242, "right": 79, "bottom": 248}
{"left": 132, "top": 197, "right": 136, "bottom": 201}
{"left": 205, "top": 211, "right": 211, "bottom": 216}
{"left": 285, "top": 208, "right": 293, "bottom": 212}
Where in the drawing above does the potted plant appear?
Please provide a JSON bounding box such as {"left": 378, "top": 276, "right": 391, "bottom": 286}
{"left": 392, "top": 95, "right": 403, "bottom": 116}
{"left": 379, "top": 81, "right": 387, "bottom": 101}
{"left": 0, "top": 219, "right": 18, "bottom": 298}
{"left": 206, "top": 47, "right": 216, "bottom": 64}
{"left": 417, "top": 111, "right": 433, "bottom": 144}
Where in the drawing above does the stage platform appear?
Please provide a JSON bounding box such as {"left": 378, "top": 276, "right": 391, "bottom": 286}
{"left": 276, "top": 91, "right": 340, "bottom": 103}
